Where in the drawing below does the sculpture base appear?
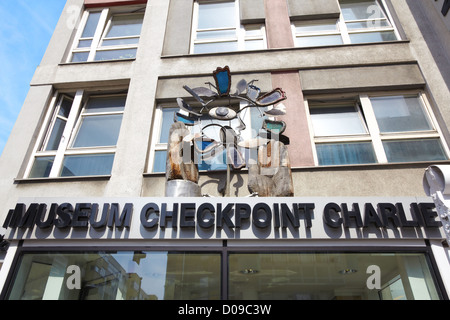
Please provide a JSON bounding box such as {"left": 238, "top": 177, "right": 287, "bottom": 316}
{"left": 165, "top": 180, "right": 202, "bottom": 197}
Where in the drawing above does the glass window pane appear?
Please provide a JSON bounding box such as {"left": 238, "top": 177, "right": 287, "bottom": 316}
{"left": 370, "top": 95, "right": 433, "bottom": 133}
{"left": 29, "top": 157, "right": 54, "bottom": 178}
{"left": 228, "top": 252, "right": 440, "bottom": 300}
{"left": 61, "top": 154, "right": 115, "bottom": 176}
{"left": 340, "top": 0, "right": 385, "bottom": 21}
{"left": 346, "top": 19, "right": 390, "bottom": 29}
{"left": 58, "top": 97, "right": 73, "bottom": 118}
{"left": 310, "top": 106, "right": 366, "bottom": 136}
{"left": 101, "top": 37, "right": 140, "bottom": 46}
{"left": 383, "top": 139, "right": 447, "bottom": 163}
{"left": 153, "top": 150, "right": 167, "bottom": 173}
{"left": 349, "top": 31, "right": 397, "bottom": 43}
{"left": 194, "top": 41, "right": 238, "bottom": 54}
{"left": 245, "top": 39, "right": 265, "bottom": 50}
{"left": 46, "top": 118, "right": 66, "bottom": 151}
{"left": 73, "top": 114, "right": 123, "bottom": 148}
{"left": 198, "top": 1, "right": 236, "bottom": 29}
{"left": 197, "top": 29, "right": 236, "bottom": 40}
{"left": 77, "top": 39, "right": 93, "bottom": 48}
{"left": 159, "top": 108, "right": 177, "bottom": 144}
{"left": 7, "top": 252, "right": 221, "bottom": 300}
{"left": 106, "top": 14, "right": 144, "bottom": 38}
{"left": 295, "top": 21, "right": 338, "bottom": 33}
{"left": 295, "top": 35, "right": 343, "bottom": 47}
{"left": 94, "top": 48, "right": 137, "bottom": 61}
{"left": 81, "top": 12, "right": 101, "bottom": 38}
{"left": 316, "top": 142, "right": 377, "bottom": 165}
{"left": 85, "top": 96, "right": 126, "bottom": 113}
{"left": 71, "top": 52, "right": 89, "bottom": 62}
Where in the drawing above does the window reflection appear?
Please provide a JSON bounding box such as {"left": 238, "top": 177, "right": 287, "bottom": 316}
{"left": 8, "top": 252, "right": 221, "bottom": 300}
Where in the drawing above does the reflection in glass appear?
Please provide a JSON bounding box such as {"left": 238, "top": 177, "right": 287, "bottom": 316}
{"left": 348, "top": 31, "right": 397, "bottom": 43}
{"left": 106, "top": 14, "right": 143, "bottom": 38}
{"left": 81, "top": 12, "right": 101, "bottom": 38}
{"left": 46, "top": 118, "right": 66, "bottom": 151}
{"left": 198, "top": 1, "right": 235, "bottom": 29}
{"left": 370, "top": 95, "right": 432, "bottom": 133}
{"left": 310, "top": 106, "right": 366, "bottom": 136}
{"left": 29, "top": 157, "right": 55, "bottom": 178}
{"left": 194, "top": 41, "right": 238, "bottom": 54}
{"left": 8, "top": 252, "right": 221, "bottom": 300}
{"left": 94, "top": 48, "right": 138, "bottom": 61}
{"left": 73, "top": 114, "right": 123, "bottom": 148}
{"left": 153, "top": 150, "right": 167, "bottom": 173}
{"left": 316, "top": 142, "right": 377, "bottom": 165}
{"left": 383, "top": 139, "right": 447, "bottom": 163}
{"left": 295, "top": 35, "right": 343, "bottom": 47}
{"left": 229, "top": 253, "right": 440, "bottom": 300}
{"left": 60, "top": 154, "right": 115, "bottom": 176}
{"left": 71, "top": 52, "right": 89, "bottom": 63}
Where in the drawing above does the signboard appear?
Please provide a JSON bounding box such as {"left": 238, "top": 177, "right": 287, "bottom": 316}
{"left": 3, "top": 197, "right": 445, "bottom": 241}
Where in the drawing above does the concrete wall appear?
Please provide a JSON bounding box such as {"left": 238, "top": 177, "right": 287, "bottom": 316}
{"left": 0, "top": 0, "right": 449, "bottom": 221}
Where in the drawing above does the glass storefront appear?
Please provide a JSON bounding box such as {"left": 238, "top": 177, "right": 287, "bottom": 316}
{"left": 4, "top": 250, "right": 442, "bottom": 300}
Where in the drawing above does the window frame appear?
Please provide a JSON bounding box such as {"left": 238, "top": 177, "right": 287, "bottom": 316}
{"left": 292, "top": 0, "right": 401, "bottom": 48}
{"left": 190, "top": 0, "right": 267, "bottom": 54}
{"left": 68, "top": 6, "right": 145, "bottom": 63}
{"left": 305, "top": 91, "right": 450, "bottom": 166}
{"left": 25, "top": 90, "right": 127, "bottom": 179}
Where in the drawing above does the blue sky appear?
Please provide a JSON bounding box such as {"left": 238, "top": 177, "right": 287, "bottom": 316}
{"left": 0, "top": 0, "right": 66, "bottom": 156}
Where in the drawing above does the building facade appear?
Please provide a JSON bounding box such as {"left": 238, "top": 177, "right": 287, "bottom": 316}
{"left": 0, "top": 0, "right": 449, "bottom": 300}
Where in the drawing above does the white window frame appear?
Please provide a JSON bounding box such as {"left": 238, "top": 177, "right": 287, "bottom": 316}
{"left": 291, "top": 19, "right": 343, "bottom": 47}
{"left": 68, "top": 6, "right": 144, "bottom": 63}
{"left": 25, "top": 90, "right": 127, "bottom": 178}
{"left": 292, "top": 0, "right": 401, "bottom": 47}
{"left": 190, "top": 0, "right": 266, "bottom": 54}
{"left": 305, "top": 91, "right": 450, "bottom": 166}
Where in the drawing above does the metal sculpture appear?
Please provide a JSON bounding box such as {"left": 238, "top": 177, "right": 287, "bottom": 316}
{"left": 166, "top": 66, "right": 293, "bottom": 197}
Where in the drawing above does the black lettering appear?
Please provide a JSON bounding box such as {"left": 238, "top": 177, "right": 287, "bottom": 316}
{"left": 141, "top": 203, "right": 159, "bottom": 229}
{"left": 107, "top": 203, "right": 133, "bottom": 229}
{"left": 378, "top": 203, "right": 401, "bottom": 228}
{"left": 3, "top": 209, "right": 16, "bottom": 228}
{"left": 197, "top": 203, "right": 215, "bottom": 229}
{"left": 298, "top": 203, "right": 314, "bottom": 228}
{"left": 396, "top": 203, "right": 418, "bottom": 227}
{"left": 419, "top": 203, "right": 441, "bottom": 228}
{"left": 342, "top": 203, "right": 363, "bottom": 228}
{"left": 323, "top": 203, "right": 342, "bottom": 228}
{"left": 90, "top": 203, "right": 108, "bottom": 229}
{"left": 161, "top": 203, "right": 178, "bottom": 229}
{"left": 17, "top": 203, "right": 39, "bottom": 229}
{"left": 216, "top": 203, "right": 235, "bottom": 228}
{"left": 36, "top": 203, "right": 56, "bottom": 229}
{"left": 72, "top": 203, "right": 91, "bottom": 228}
{"left": 235, "top": 203, "right": 251, "bottom": 228}
{"left": 252, "top": 203, "right": 271, "bottom": 229}
{"left": 55, "top": 203, "right": 73, "bottom": 229}
{"left": 281, "top": 203, "right": 299, "bottom": 228}
{"left": 363, "top": 203, "right": 383, "bottom": 228}
{"left": 273, "top": 204, "right": 280, "bottom": 229}
{"left": 180, "top": 203, "right": 195, "bottom": 228}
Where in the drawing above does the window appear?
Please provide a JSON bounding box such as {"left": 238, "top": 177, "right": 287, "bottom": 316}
{"left": 307, "top": 92, "right": 449, "bottom": 166}
{"left": 69, "top": 6, "right": 145, "bottom": 62}
{"left": 191, "top": 0, "right": 266, "bottom": 54}
{"left": 26, "top": 91, "right": 127, "bottom": 178}
{"left": 5, "top": 250, "right": 441, "bottom": 300}
{"left": 292, "top": 0, "right": 399, "bottom": 48}
{"left": 148, "top": 102, "right": 263, "bottom": 173}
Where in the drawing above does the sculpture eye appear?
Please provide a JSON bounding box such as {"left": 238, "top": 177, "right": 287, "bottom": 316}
{"left": 209, "top": 107, "right": 237, "bottom": 120}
